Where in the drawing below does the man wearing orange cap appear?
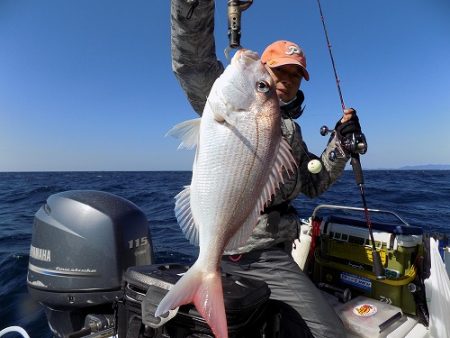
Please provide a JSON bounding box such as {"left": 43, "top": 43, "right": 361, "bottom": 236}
{"left": 170, "top": 1, "right": 360, "bottom": 337}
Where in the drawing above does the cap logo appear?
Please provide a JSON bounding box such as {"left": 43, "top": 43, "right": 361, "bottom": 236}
{"left": 285, "top": 45, "right": 301, "bottom": 56}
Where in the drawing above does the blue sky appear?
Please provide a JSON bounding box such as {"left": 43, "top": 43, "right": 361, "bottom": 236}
{"left": 1, "top": 0, "right": 449, "bottom": 171}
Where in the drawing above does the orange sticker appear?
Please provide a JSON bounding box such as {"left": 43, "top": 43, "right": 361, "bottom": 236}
{"left": 353, "top": 303, "right": 377, "bottom": 317}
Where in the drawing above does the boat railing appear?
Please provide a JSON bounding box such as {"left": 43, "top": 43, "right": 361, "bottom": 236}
{"left": 311, "top": 204, "right": 411, "bottom": 227}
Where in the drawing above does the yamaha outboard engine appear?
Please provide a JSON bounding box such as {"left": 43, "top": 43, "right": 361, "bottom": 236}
{"left": 27, "top": 190, "right": 154, "bottom": 337}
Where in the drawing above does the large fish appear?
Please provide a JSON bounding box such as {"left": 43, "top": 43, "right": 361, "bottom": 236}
{"left": 156, "top": 49, "right": 296, "bottom": 338}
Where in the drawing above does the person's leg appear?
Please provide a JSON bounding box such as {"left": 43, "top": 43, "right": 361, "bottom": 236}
{"left": 222, "top": 248, "right": 347, "bottom": 338}
{"left": 263, "top": 299, "right": 314, "bottom": 338}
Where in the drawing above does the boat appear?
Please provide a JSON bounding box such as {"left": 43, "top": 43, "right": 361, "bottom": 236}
{"left": 1, "top": 189, "right": 449, "bottom": 338}
{"left": 292, "top": 204, "right": 449, "bottom": 338}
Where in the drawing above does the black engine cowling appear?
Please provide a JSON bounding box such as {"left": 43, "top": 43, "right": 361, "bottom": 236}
{"left": 27, "top": 190, "right": 154, "bottom": 337}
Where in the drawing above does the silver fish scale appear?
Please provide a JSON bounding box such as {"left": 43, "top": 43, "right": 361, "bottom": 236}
{"left": 191, "top": 111, "right": 279, "bottom": 256}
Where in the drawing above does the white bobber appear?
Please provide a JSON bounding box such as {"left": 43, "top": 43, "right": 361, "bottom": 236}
{"left": 307, "top": 159, "right": 322, "bottom": 174}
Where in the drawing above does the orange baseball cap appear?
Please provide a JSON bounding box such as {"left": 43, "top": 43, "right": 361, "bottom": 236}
{"left": 261, "top": 40, "right": 310, "bottom": 81}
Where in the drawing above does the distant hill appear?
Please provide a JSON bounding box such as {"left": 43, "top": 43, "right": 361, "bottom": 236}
{"left": 398, "top": 164, "right": 450, "bottom": 170}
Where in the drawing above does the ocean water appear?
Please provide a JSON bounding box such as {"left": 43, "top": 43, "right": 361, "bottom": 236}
{"left": 0, "top": 170, "right": 449, "bottom": 337}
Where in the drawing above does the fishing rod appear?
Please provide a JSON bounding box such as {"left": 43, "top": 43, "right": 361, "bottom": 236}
{"left": 227, "top": 0, "right": 253, "bottom": 48}
{"left": 185, "top": 0, "right": 252, "bottom": 59}
{"left": 315, "top": 0, "right": 385, "bottom": 279}
{"left": 316, "top": 0, "right": 345, "bottom": 113}
{"left": 225, "top": 0, "right": 253, "bottom": 59}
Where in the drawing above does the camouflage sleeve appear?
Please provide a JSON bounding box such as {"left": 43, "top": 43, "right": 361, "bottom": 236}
{"left": 171, "top": 0, "right": 225, "bottom": 115}
{"left": 270, "top": 119, "right": 349, "bottom": 205}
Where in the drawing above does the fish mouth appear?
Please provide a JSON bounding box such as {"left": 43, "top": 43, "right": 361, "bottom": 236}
{"left": 232, "top": 49, "right": 260, "bottom": 66}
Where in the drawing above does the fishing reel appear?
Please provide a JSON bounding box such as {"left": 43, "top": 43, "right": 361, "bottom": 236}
{"left": 305, "top": 124, "right": 367, "bottom": 175}
{"left": 320, "top": 125, "right": 368, "bottom": 161}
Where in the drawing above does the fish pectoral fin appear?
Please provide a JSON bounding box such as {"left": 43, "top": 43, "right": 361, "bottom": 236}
{"left": 175, "top": 186, "right": 199, "bottom": 246}
{"left": 225, "top": 137, "right": 297, "bottom": 252}
{"left": 166, "top": 118, "right": 201, "bottom": 150}
{"left": 213, "top": 109, "right": 226, "bottom": 123}
{"left": 155, "top": 264, "right": 227, "bottom": 338}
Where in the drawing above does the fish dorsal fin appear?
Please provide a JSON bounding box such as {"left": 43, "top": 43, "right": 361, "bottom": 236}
{"left": 174, "top": 185, "right": 199, "bottom": 246}
{"left": 225, "top": 138, "right": 296, "bottom": 251}
{"left": 166, "top": 118, "right": 201, "bottom": 150}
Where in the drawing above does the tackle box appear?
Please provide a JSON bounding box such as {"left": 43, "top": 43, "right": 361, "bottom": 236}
{"left": 312, "top": 216, "right": 424, "bottom": 315}
{"left": 120, "top": 264, "right": 270, "bottom": 337}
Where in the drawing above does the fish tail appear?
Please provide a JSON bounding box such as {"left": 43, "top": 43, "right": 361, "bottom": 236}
{"left": 155, "top": 263, "right": 228, "bottom": 338}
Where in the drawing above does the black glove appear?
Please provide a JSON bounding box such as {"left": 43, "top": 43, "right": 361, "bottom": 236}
{"left": 334, "top": 109, "right": 367, "bottom": 155}
{"left": 334, "top": 108, "right": 361, "bottom": 138}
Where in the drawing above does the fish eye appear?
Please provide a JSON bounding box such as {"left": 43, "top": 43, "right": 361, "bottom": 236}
{"left": 256, "top": 80, "right": 270, "bottom": 93}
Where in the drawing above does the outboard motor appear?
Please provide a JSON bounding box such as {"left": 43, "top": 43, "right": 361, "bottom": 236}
{"left": 27, "top": 190, "right": 153, "bottom": 337}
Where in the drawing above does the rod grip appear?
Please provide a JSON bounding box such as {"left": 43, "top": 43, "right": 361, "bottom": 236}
{"left": 372, "top": 249, "right": 386, "bottom": 280}
{"left": 228, "top": 1, "right": 242, "bottom": 48}
{"left": 350, "top": 154, "right": 364, "bottom": 185}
